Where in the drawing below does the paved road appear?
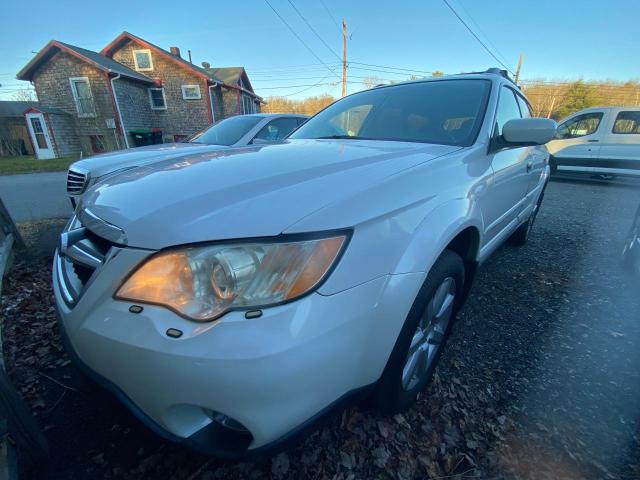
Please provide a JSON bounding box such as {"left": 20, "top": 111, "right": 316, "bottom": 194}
{"left": 0, "top": 171, "right": 72, "bottom": 222}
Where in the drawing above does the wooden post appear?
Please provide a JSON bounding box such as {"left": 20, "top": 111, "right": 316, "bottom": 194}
{"left": 342, "top": 19, "right": 348, "bottom": 97}
{"left": 547, "top": 96, "right": 556, "bottom": 119}
{"left": 514, "top": 54, "right": 524, "bottom": 85}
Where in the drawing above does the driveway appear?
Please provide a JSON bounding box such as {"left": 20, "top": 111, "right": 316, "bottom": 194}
{"left": 0, "top": 171, "right": 72, "bottom": 222}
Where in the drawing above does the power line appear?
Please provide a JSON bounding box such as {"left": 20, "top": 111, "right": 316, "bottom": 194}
{"left": 279, "top": 73, "right": 335, "bottom": 97}
{"left": 319, "top": 0, "right": 342, "bottom": 34}
{"left": 349, "top": 61, "right": 435, "bottom": 75}
{"left": 263, "top": 0, "right": 340, "bottom": 79}
{"left": 286, "top": 0, "right": 342, "bottom": 61}
{"left": 441, "top": 0, "right": 514, "bottom": 75}
{"left": 453, "top": 0, "right": 514, "bottom": 72}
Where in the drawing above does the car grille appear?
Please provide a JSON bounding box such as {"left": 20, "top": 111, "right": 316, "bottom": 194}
{"left": 55, "top": 216, "right": 116, "bottom": 306}
{"left": 67, "top": 169, "right": 88, "bottom": 195}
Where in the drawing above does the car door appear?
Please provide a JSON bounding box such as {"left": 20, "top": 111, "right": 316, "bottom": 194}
{"left": 516, "top": 94, "right": 547, "bottom": 196}
{"left": 546, "top": 111, "right": 604, "bottom": 173}
{"left": 483, "top": 86, "right": 530, "bottom": 245}
{"left": 251, "top": 117, "right": 300, "bottom": 144}
{"left": 596, "top": 110, "right": 640, "bottom": 176}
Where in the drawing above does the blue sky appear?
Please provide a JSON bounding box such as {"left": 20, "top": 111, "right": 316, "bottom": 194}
{"left": 0, "top": 0, "right": 637, "bottom": 100}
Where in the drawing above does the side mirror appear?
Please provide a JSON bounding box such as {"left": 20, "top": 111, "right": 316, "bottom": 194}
{"left": 502, "top": 118, "right": 557, "bottom": 146}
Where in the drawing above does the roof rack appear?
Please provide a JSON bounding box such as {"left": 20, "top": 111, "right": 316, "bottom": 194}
{"left": 484, "top": 68, "right": 520, "bottom": 88}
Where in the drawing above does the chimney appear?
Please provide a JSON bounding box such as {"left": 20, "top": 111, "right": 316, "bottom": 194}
{"left": 201, "top": 61, "right": 211, "bottom": 69}
{"left": 169, "top": 46, "right": 181, "bottom": 58}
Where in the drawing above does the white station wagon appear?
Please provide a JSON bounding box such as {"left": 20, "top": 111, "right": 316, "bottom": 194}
{"left": 53, "top": 69, "right": 556, "bottom": 457}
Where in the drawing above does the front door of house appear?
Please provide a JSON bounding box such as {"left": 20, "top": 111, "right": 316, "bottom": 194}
{"left": 25, "top": 113, "right": 55, "bottom": 159}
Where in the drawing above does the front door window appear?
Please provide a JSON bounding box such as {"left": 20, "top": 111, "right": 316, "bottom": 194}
{"left": 30, "top": 117, "right": 48, "bottom": 149}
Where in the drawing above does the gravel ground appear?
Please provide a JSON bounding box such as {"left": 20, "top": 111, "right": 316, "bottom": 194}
{"left": 1, "top": 177, "right": 639, "bottom": 480}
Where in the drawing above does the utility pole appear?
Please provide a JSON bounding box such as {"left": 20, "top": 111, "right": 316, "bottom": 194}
{"left": 342, "top": 19, "right": 348, "bottom": 97}
{"left": 514, "top": 54, "right": 524, "bottom": 85}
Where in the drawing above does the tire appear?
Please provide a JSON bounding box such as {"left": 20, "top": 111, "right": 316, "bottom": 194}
{"left": 0, "top": 369, "right": 49, "bottom": 472}
{"left": 373, "top": 250, "right": 465, "bottom": 414}
{"left": 549, "top": 156, "right": 558, "bottom": 175}
{"left": 509, "top": 182, "right": 547, "bottom": 247}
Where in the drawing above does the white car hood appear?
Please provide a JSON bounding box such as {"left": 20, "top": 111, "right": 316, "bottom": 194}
{"left": 80, "top": 139, "right": 460, "bottom": 249}
{"left": 71, "top": 142, "right": 228, "bottom": 179}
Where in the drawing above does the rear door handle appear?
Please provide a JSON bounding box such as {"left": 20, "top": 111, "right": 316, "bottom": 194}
{"left": 587, "top": 139, "right": 599, "bottom": 142}
{"left": 526, "top": 161, "right": 533, "bottom": 172}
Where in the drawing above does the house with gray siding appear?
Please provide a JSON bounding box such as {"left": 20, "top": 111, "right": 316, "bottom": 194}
{"left": 15, "top": 32, "right": 262, "bottom": 159}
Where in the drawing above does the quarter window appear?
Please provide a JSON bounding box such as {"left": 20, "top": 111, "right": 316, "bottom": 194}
{"left": 133, "top": 50, "right": 153, "bottom": 71}
{"left": 181, "top": 85, "right": 201, "bottom": 100}
{"left": 69, "top": 77, "right": 95, "bottom": 117}
{"left": 555, "top": 112, "right": 603, "bottom": 139}
{"left": 612, "top": 111, "right": 640, "bottom": 134}
{"left": 516, "top": 95, "right": 532, "bottom": 118}
{"left": 494, "top": 87, "right": 522, "bottom": 137}
{"left": 148, "top": 88, "right": 167, "bottom": 110}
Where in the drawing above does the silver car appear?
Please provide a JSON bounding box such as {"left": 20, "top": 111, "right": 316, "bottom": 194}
{"left": 66, "top": 114, "right": 308, "bottom": 206}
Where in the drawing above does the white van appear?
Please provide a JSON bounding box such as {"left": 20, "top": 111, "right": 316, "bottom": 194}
{"left": 547, "top": 106, "right": 640, "bottom": 177}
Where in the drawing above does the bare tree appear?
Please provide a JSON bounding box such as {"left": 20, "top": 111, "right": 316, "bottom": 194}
{"left": 12, "top": 88, "right": 37, "bottom": 102}
{"left": 431, "top": 71, "right": 444, "bottom": 77}
{"left": 362, "top": 76, "right": 384, "bottom": 89}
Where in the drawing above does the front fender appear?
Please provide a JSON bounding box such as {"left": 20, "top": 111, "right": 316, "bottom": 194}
{"left": 393, "top": 197, "right": 484, "bottom": 276}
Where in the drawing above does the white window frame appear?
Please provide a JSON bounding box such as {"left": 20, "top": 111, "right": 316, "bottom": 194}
{"left": 133, "top": 49, "right": 153, "bottom": 71}
{"left": 181, "top": 84, "right": 202, "bottom": 100}
{"left": 69, "top": 76, "right": 96, "bottom": 117}
{"left": 148, "top": 87, "right": 167, "bottom": 110}
{"left": 241, "top": 93, "right": 255, "bottom": 114}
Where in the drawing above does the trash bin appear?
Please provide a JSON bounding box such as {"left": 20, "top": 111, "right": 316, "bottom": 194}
{"left": 130, "top": 129, "right": 163, "bottom": 147}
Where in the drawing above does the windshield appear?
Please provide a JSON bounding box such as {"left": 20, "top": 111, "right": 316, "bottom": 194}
{"left": 189, "top": 115, "right": 263, "bottom": 146}
{"left": 290, "top": 79, "right": 491, "bottom": 147}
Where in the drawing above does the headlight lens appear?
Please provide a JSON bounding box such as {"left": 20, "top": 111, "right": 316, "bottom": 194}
{"left": 115, "top": 234, "right": 347, "bottom": 321}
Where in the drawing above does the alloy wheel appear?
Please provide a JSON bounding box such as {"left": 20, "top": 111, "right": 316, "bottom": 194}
{"left": 401, "top": 276, "right": 457, "bottom": 391}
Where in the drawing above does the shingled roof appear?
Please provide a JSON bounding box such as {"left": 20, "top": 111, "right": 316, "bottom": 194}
{"left": 102, "top": 32, "right": 260, "bottom": 99}
{"left": 0, "top": 101, "right": 68, "bottom": 117}
{"left": 17, "top": 40, "right": 154, "bottom": 83}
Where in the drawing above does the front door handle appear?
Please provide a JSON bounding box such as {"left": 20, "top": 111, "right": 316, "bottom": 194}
{"left": 587, "top": 139, "right": 599, "bottom": 142}
{"left": 526, "top": 160, "right": 534, "bottom": 172}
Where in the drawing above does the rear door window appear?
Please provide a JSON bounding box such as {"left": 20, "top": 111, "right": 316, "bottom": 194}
{"left": 612, "top": 111, "right": 640, "bottom": 134}
{"left": 252, "top": 118, "right": 300, "bottom": 142}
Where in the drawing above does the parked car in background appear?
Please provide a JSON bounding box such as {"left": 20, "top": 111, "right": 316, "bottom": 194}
{"left": 53, "top": 69, "right": 556, "bottom": 457}
{"left": 66, "top": 113, "right": 308, "bottom": 206}
{"left": 547, "top": 106, "right": 640, "bottom": 178}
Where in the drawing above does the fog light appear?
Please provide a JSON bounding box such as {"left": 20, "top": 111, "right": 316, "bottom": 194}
{"left": 206, "top": 410, "right": 251, "bottom": 435}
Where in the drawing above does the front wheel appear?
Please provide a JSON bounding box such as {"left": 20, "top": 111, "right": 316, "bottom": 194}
{"left": 373, "top": 250, "right": 464, "bottom": 413}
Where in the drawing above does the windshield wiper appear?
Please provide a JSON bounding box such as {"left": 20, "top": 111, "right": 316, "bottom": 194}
{"left": 315, "top": 135, "right": 371, "bottom": 140}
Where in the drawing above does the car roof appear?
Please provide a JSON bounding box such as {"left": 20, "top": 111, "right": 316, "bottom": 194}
{"left": 370, "top": 68, "right": 518, "bottom": 90}
{"left": 242, "top": 113, "right": 310, "bottom": 119}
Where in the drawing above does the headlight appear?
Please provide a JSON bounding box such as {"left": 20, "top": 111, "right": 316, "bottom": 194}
{"left": 115, "top": 234, "right": 348, "bottom": 321}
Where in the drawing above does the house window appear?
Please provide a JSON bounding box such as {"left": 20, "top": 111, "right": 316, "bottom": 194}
{"left": 69, "top": 77, "right": 95, "bottom": 117}
{"left": 133, "top": 49, "right": 153, "bottom": 71}
{"left": 89, "top": 135, "right": 106, "bottom": 154}
{"left": 241, "top": 94, "right": 255, "bottom": 114}
{"left": 181, "top": 85, "right": 201, "bottom": 100}
{"left": 148, "top": 88, "right": 167, "bottom": 110}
